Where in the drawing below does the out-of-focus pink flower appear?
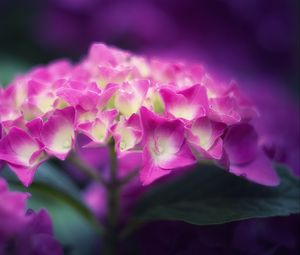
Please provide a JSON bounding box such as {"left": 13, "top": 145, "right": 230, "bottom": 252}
{"left": 0, "top": 178, "right": 63, "bottom": 255}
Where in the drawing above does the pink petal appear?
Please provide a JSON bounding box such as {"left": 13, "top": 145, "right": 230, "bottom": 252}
{"left": 158, "top": 141, "right": 196, "bottom": 169}
{"left": 7, "top": 163, "right": 40, "bottom": 187}
{"left": 230, "top": 151, "right": 279, "bottom": 186}
{"left": 208, "top": 97, "right": 241, "bottom": 125}
{"left": 0, "top": 128, "right": 46, "bottom": 186}
{"left": 140, "top": 147, "right": 171, "bottom": 186}
{"left": 141, "top": 108, "right": 195, "bottom": 172}
{"left": 224, "top": 123, "right": 258, "bottom": 165}
{"left": 0, "top": 177, "right": 29, "bottom": 218}
{"left": 26, "top": 118, "right": 43, "bottom": 139}
{"left": 153, "top": 119, "right": 185, "bottom": 155}
{"left": 118, "top": 151, "right": 142, "bottom": 177}
{"left": 179, "top": 84, "right": 208, "bottom": 107}
{"left": 57, "top": 86, "right": 100, "bottom": 111}
{"left": 0, "top": 127, "right": 41, "bottom": 166}
{"left": 140, "top": 106, "right": 165, "bottom": 137}
{"left": 115, "top": 80, "right": 149, "bottom": 117}
{"left": 41, "top": 107, "right": 75, "bottom": 160}
{"left": 112, "top": 114, "right": 142, "bottom": 153}
{"left": 78, "top": 110, "right": 118, "bottom": 146}
{"left": 78, "top": 120, "right": 107, "bottom": 145}
{"left": 189, "top": 117, "right": 226, "bottom": 150}
{"left": 98, "top": 83, "right": 119, "bottom": 109}
{"left": 160, "top": 84, "right": 207, "bottom": 120}
{"left": 88, "top": 43, "right": 118, "bottom": 66}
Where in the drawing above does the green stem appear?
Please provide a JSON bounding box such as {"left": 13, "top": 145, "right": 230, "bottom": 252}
{"left": 69, "top": 145, "right": 139, "bottom": 254}
{"left": 104, "top": 140, "right": 120, "bottom": 255}
{"left": 119, "top": 169, "right": 139, "bottom": 186}
{"left": 68, "top": 151, "right": 107, "bottom": 186}
{"left": 120, "top": 219, "right": 143, "bottom": 240}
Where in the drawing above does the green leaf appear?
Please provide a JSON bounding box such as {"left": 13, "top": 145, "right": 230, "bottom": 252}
{"left": 0, "top": 57, "right": 30, "bottom": 86}
{"left": 2, "top": 163, "right": 102, "bottom": 255}
{"left": 132, "top": 165, "right": 300, "bottom": 227}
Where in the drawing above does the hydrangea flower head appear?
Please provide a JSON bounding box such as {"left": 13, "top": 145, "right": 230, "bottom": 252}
{"left": 0, "top": 43, "right": 279, "bottom": 186}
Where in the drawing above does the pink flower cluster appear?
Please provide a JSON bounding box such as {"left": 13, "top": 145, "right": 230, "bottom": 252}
{"left": 0, "top": 178, "right": 62, "bottom": 254}
{"left": 0, "top": 43, "right": 279, "bottom": 187}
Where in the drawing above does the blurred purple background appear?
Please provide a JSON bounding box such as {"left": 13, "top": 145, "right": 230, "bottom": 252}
{"left": 0, "top": 1, "right": 299, "bottom": 254}
{"left": 0, "top": 0, "right": 299, "bottom": 88}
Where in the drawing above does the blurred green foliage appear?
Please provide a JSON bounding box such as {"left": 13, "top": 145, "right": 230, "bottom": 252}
{"left": 132, "top": 165, "right": 300, "bottom": 229}
{"left": 0, "top": 58, "right": 30, "bottom": 86}
{"left": 2, "top": 163, "right": 101, "bottom": 255}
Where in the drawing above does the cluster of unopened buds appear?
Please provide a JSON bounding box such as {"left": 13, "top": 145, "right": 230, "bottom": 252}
{"left": 0, "top": 43, "right": 279, "bottom": 187}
